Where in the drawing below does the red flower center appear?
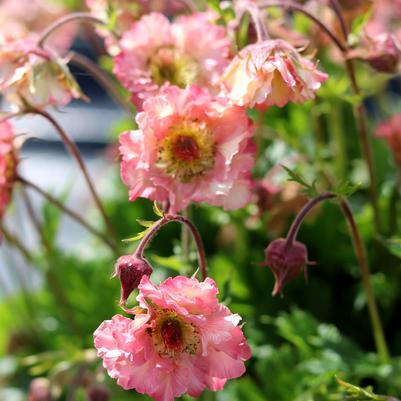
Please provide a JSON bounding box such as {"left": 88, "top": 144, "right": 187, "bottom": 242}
{"left": 172, "top": 135, "right": 200, "bottom": 162}
{"left": 161, "top": 319, "right": 183, "bottom": 352}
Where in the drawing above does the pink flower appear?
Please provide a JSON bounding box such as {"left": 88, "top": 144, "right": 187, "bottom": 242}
{"left": 113, "top": 12, "right": 232, "bottom": 108}
{"left": 94, "top": 275, "right": 251, "bottom": 401}
{"left": 0, "top": 36, "right": 83, "bottom": 109}
{"left": 376, "top": 113, "right": 401, "bottom": 167}
{"left": 221, "top": 39, "right": 328, "bottom": 108}
{"left": 0, "top": 0, "right": 76, "bottom": 52}
{"left": 119, "top": 85, "right": 255, "bottom": 213}
{"left": 0, "top": 121, "right": 17, "bottom": 222}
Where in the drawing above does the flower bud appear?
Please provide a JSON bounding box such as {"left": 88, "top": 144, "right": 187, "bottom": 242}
{"left": 348, "top": 33, "right": 401, "bottom": 74}
{"left": 27, "top": 378, "right": 52, "bottom": 401}
{"left": 113, "top": 255, "right": 153, "bottom": 305}
{"left": 87, "top": 383, "right": 111, "bottom": 401}
{"left": 264, "top": 238, "right": 309, "bottom": 296}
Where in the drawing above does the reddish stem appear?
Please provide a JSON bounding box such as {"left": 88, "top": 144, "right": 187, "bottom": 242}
{"left": 135, "top": 214, "right": 208, "bottom": 281}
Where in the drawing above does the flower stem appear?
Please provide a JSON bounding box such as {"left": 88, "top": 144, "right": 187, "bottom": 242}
{"left": 258, "top": 0, "right": 381, "bottom": 233}
{"left": 135, "top": 214, "right": 208, "bottom": 280}
{"left": 284, "top": 192, "right": 389, "bottom": 361}
{"left": 69, "top": 52, "right": 136, "bottom": 115}
{"left": 340, "top": 200, "right": 390, "bottom": 363}
{"left": 28, "top": 108, "right": 116, "bottom": 241}
{"left": 37, "top": 12, "right": 109, "bottom": 48}
{"left": 327, "top": 0, "right": 348, "bottom": 40}
{"left": 18, "top": 176, "right": 118, "bottom": 252}
{"left": 285, "top": 192, "right": 336, "bottom": 247}
{"left": 246, "top": 4, "right": 270, "bottom": 42}
{"left": 258, "top": 0, "right": 346, "bottom": 52}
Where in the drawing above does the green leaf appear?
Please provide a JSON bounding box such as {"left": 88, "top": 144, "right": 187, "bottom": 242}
{"left": 122, "top": 229, "right": 149, "bottom": 243}
{"left": 337, "top": 377, "right": 387, "bottom": 401}
{"left": 383, "top": 238, "right": 401, "bottom": 259}
{"left": 136, "top": 219, "right": 156, "bottom": 228}
{"left": 333, "top": 181, "right": 361, "bottom": 198}
{"left": 281, "top": 165, "right": 319, "bottom": 198}
{"left": 350, "top": 8, "right": 373, "bottom": 39}
{"left": 153, "top": 201, "right": 164, "bottom": 218}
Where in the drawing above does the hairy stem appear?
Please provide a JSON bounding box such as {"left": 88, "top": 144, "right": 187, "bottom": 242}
{"left": 135, "top": 214, "right": 208, "bottom": 280}
{"left": 258, "top": 0, "right": 346, "bottom": 52}
{"left": 37, "top": 12, "right": 108, "bottom": 48}
{"left": 69, "top": 52, "right": 135, "bottom": 115}
{"left": 28, "top": 108, "right": 116, "bottom": 240}
{"left": 285, "top": 192, "right": 336, "bottom": 247}
{"left": 19, "top": 177, "right": 117, "bottom": 252}
{"left": 284, "top": 192, "right": 389, "bottom": 361}
{"left": 340, "top": 200, "right": 389, "bottom": 362}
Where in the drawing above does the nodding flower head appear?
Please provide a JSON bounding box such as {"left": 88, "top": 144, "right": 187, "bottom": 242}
{"left": 94, "top": 275, "right": 251, "bottom": 401}
{"left": 222, "top": 39, "right": 328, "bottom": 108}
{"left": 264, "top": 238, "right": 309, "bottom": 296}
{"left": 113, "top": 254, "right": 153, "bottom": 305}
{"left": 0, "top": 36, "right": 83, "bottom": 109}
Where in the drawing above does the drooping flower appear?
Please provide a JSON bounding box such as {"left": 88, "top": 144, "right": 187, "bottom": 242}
{"left": 113, "top": 254, "right": 153, "bottom": 305}
{"left": 347, "top": 32, "right": 401, "bottom": 74}
{"left": 376, "top": 113, "right": 401, "bottom": 167}
{"left": 0, "top": 121, "right": 18, "bottom": 223}
{"left": 113, "top": 12, "right": 232, "bottom": 108}
{"left": 94, "top": 275, "right": 251, "bottom": 401}
{"left": 0, "top": 36, "right": 83, "bottom": 109}
{"left": 221, "top": 39, "right": 328, "bottom": 108}
{"left": 119, "top": 85, "right": 255, "bottom": 213}
{"left": 263, "top": 238, "right": 309, "bottom": 296}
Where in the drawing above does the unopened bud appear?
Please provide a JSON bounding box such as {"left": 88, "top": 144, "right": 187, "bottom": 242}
{"left": 113, "top": 255, "right": 153, "bottom": 305}
{"left": 27, "top": 378, "right": 52, "bottom": 401}
{"left": 349, "top": 33, "right": 401, "bottom": 74}
{"left": 264, "top": 238, "right": 309, "bottom": 296}
{"left": 87, "top": 383, "right": 111, "bottom": 401}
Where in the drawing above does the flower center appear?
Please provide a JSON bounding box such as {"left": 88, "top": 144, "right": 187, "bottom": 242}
{"left": 150, "top": 309, "right": 200, "bottom": 359}
{"left": 149, "top": 47, "right": 200, "bottom": 88}
{"left": 157, "top": 120, "right": 215, "bottom": 183}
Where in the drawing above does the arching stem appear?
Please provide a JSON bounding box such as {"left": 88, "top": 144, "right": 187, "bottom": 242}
{"left": 18, "top": 176, "right": 117, "bottom": 252}
{"left": 284, "top": 192, "right": 389, "bottom": 362}
{"left": 26, "top": 108, "right": 116, "bottom": 240}
{"left": 134, "top": 214, "right": 208, "bottom": 281}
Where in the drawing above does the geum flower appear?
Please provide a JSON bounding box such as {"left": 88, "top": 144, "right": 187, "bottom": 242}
{"left": 119, "top": 85, "right": 255, "bottom": 213}
{"left": 94, "top": 275, "right": 251, "bottom": 401}
{"left": 0, "top": 121, "right": 17, "bottom": 224}
{"left": 0, "top": 36, "right": 83, "bottom": 109}
{"left": 221, "top": 39, "right": 328, "bottom": 108}
{"left": 113, "top": 12, "right": 232, "bottom": 108}
{"left": 376, "top": 113, "right": 401, "bottom": 167}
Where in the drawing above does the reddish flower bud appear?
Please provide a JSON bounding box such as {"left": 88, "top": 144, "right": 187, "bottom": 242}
{"left": 264, "top": 238, "right": 309, "bottom": 297}
{"left": 27, "top": 378, "right": 52, "bottom": 401}
{"left": 87, "top": 383, "right": 111, "bottom": 401}
{"left": 113, "top": 255, "right": 153, "bottom": 305}
{"left": 348, "top": 33, "right": 401, "bottom": 74}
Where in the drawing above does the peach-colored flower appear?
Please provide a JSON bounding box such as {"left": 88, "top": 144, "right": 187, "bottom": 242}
{"left": 113, "top": 12, "right": 232, "bottom": 108}
{"left": 0, "top": 36, "right": 83, "bottom": 109}
{"left": 0, "top": 0, "right": 76, "bottom": 52}
{"left": 0, "top": 121, "right": 17, "bottom": 222}
{"left": 94, "top": 275, "right": 251, "bottom": 401}
{"left": 119, "top": 85, "right": 255, "bottom": 213}
{"left": 376, "top": 113, "right": 401, "bottom": 167}
{"left": 221, "top": 39, "right": 328, "bottom": 108}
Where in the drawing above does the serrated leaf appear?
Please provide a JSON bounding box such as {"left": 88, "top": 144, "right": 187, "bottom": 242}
{"left": 153, "top": 201, "right": 164, "bottom": 218}
{"left": 281, "top": 165, "right": 319, "bottom": 198}
{"left": 137, "top": 219, "right": 156, "bottom": 228}
{"left": 334, "top": 181, "right": 361, "bottom": 198}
